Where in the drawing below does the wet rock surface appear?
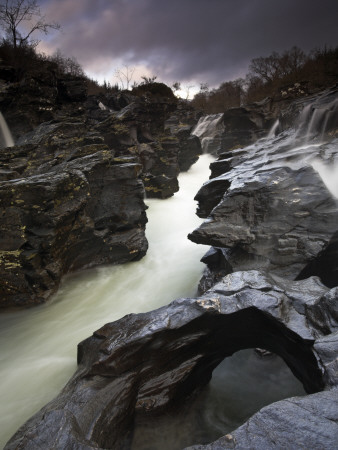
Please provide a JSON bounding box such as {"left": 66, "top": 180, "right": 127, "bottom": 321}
{"left": 190, "top": 87, "right": 338, "bottom": 287}
{"left": 0, "top": 65, "right": 201, "bottom": 307}
{"left": 192, "top": 85, "right": 338, "bottom": 155}
{"left": 4, "top": 271, "right": 338, "bottom": 449}
{"left": 186, "top": 390, "right": 338, "bottom": 450}
{"left": 192, "top": 101, "right": 274, "bottom": 155}
{"left": 0, "top": 151, "right": 148, "bottom": 307}
{"left": 184, "top": 87, "right": 338, "bottom": 449}
{"left": 2, "top": 73, "right": 338, "bottom": 448}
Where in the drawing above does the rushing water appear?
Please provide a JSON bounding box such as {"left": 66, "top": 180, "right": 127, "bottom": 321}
{"left": 0, "top": 155, "right": 214, "bottom": 447}
{"left": 0, "top": 152, "right": 306, "bottom": 448}
{"left": 267, "top": 119, "right": 280, "bottom": 139}
{"left": 192, "top": 113, "right": 224, "bottom": 154}
{"left": 1, "top": 89, "right": 337, "bottom": 448}
{"left": 0, "top": 112, "right": 14, "bottom": 148}
{"left": 2, "top": 89, "right": 336, "bottom": 448}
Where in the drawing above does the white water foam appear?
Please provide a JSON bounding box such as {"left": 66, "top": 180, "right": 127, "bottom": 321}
{"left": 0, "top": 154, "right": 214, "bottom": 447}
{"left": 192, "top": 114, "right": 224, "bottom": 153}
{"left": 267, "top": 119, "right": 280, "bottom": 139}
{"left": 0, "top": 112, "right": 14, "bottom": 147}
{"left": 312, "top": 159, "right": 338, "bottom": 199}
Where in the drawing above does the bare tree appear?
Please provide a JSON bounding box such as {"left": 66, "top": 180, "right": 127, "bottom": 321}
{"left": 184, "top": 84, "right": 195, "bottom": 100}
{"left": 248, "top": 47, "right": 306, "bottom": 84}
{"left": 0, "top": 0, "right": 60, "bottom": 49}
{"left": 115, "top": 65, "right": 135, "bottom": 90}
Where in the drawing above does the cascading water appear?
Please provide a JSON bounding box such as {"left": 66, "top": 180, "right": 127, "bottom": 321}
{"left": 192, "top": 113, "right": 224, "bottom": 153}
{"left": 291, "top": 94, "right": 338, "bottom": 189}
{"left": 1, "top": 90, "right": 337, "bottom": 449}
{"left": 0, "top": 112, "right": 14, "bottom": 148}
{"left": 312, "top": 158, "right": 338, "bottom": 199}
{"left": 295, "top": 94, "right": 338, "bottom": 142}
{"left": 267, "top": 119, "right": 280, "bottom": 138}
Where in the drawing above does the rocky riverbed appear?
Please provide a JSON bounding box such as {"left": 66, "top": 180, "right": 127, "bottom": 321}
{"left": 0, "top": 65, "right": 201, "bottom": 308}
{"left": 2, "top": 73, "right": 338, "bottom": 449}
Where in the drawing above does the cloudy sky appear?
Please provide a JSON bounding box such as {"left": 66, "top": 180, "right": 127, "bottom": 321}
{"left": 36, "top": 0, "right": 338, "bottom": 93}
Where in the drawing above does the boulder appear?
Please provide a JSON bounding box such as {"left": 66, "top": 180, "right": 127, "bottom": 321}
{"left": 189, "top": 163, "right": 338, "bottom": 281}
{"left": 3, "top": 66, "right": 338, "bottom": 449}
{"left": 185, "top": 390, "right": 338, "bottom": 450}
{"left": 176, "top": 125, "right": 201, "bottom": 172}
{"left": 165, "top": 100, "right": 202, "bottom": 171}
{"left": 0, "top": 151, "right": 148, "bottom": 308}
{"left": 5, "top": 271, "right": 338, "bottom": 448}
{"left": 189, "top": 89, "right": 338, "bottom": 287}
{"left": 0, "top": 66, "right": 203, "bottom": 306}
{"left": 92, "top": 94, "right": 201, "bottom": 197}
{"left": 192, "top": 105, "right": 273, "bottom": 155}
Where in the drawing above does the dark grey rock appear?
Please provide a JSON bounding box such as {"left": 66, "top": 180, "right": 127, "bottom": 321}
{"left": 0, "top": 151, "right": 148, "bottom": 308}
{"left": 314, "top": 331, "right": 338, "bottom": 387}
{"left": 3, "top": 73, "right": 338, "bottom": 450}
{"left": 189, "top": 164, "right": 338, "bottom": 280}
{"left": 5, "top": 271, "right": 338, "bottom": 448}
{"left": 189, "top": 88, "right": 338, "bottom": 286}
{"left": 185, "top": 390, "right": 338, "bottom": 450}
{"left": 0, "top": 71, "right": 202, "bottom": 307}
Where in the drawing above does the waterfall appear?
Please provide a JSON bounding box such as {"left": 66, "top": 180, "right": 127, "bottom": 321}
{"left": 267, "top": 119, "right": 280, "bottom": 138}
{"left": 312, "top": 159, "right": 338, "bottom": 199}
{"left": 0, "top": 112, "right": 14, "bottom": 147}
{"left": 295, "top": 95, "right": 338, "bottom": 141}
{"left": 294, "top": 94, "right": 338, "bottom": 190}
{"left": 192, "top": 113, "right": 224, "bottom": 153}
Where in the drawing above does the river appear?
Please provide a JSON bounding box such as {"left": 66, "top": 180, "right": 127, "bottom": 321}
{"left": 0, "top": 154, "right": 304, "bottom": 449}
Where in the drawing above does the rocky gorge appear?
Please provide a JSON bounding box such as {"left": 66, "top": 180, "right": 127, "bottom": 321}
{"left": 0, "top": 65, "right": 201, "bottom": 308}
{"left": 1, "top": 62, "right": 338, "bottom": 449}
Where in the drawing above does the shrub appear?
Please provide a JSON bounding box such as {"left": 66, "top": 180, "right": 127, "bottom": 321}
{"left": 131, "top": 82, "right": 176, "bottom": 100}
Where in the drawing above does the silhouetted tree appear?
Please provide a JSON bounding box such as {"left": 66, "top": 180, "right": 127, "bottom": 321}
{"left": 192, "top": 79, "right": 243, "bottom": 113}
{"left": 140, "top": 75, "right": 157, "bottom": 84}
{"left": 49, "top": 49, "right": 84, "bottom": 77}
{"left": 0, "top": 0, "right": 60, "bottom": 49}
{"left": 171, "top": 81, "right": 181, "bottom": 93}
{"left": 193, "top": 45, "right": 338, "bottom": 111}
{"left": 184, "top": 84, "right": 195, "bottom": 99}
{"left": 115, "top": 65, "right": 135, "bottom": 90}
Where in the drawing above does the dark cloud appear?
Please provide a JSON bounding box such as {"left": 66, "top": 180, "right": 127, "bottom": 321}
{"left": 40, "top": 0, "right": 338, "bottom": 86}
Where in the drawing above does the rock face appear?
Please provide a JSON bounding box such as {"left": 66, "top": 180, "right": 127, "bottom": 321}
{"left": 5, "top": 87, "right": 338, "bottom": 449}
{"left": 192, "top": 85, "right": 338, "bottom": 155}
{"left": 164, "top": 100, "right": 202, "bottom": 171}
{"left": 186, "top": 390, "right": 338, "bottom": 450}
{"left": 190, "top": 87, "right": 338, "bottom": 291}
{"left": 0, "top": 151, "right": 147, "bottom": 307}
{"left": 192, "top": 101, "right": 274, "bottom": 155}
{"left": 4, "top": 271, "right": 338, "bottom": 449}
{"left": 0, "top": 64, "right": 201, "bottom": 307}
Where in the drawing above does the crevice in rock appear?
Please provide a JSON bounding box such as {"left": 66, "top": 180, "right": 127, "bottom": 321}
{"left": 296, "top": 230, "right": 338, "bottom": 288}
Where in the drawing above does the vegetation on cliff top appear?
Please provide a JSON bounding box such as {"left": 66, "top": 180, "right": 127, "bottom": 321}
{"left": 0, "top": 1, "right": 336, "bottom": 110}
{"left": 191, "top": 45, "right": 338, "bottom": 113}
